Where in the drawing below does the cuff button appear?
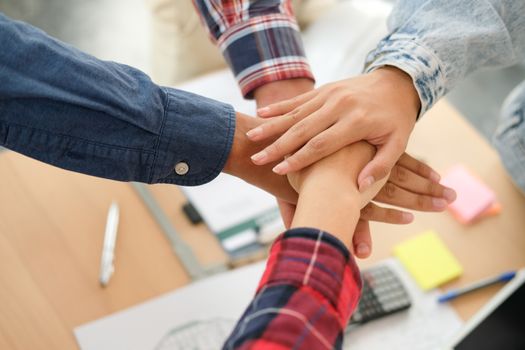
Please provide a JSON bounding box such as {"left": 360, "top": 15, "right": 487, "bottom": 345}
{"left": 174, "top": 162, "right": 189, "bottom": 175}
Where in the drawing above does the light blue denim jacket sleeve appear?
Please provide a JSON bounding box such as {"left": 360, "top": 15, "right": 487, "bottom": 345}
{"left": 0, "top": 13, "right": 235, "bottom": 186}
{"left": 364, "top": 0, "right": 525, "bottom": 116}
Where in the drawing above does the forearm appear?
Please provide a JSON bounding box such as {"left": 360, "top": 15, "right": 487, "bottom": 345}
{"left": 365, "top": 0, "right": 525, "bottom": 115}
{"left": 223, "top": 113, "right": 298, "bottom": 204}
{"left": 291, "top": 141, "right": 377, "bottom": 248}
{"left": 224, "top": 143, "right": 378, "bottom": 349}
{"left": 224, "top": 228, "right": 362, "bottom": 350}
{"left": 225, "top": 136, "right": 388, "bottom": 350}
{"left": 0, "top": 13, "right": 237, "bottom": 186}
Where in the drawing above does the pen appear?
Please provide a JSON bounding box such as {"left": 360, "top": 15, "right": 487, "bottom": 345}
{"left": 438, "top": 271, "right": 516, "bottom": 303}
{"left": 99, "top": 202, "right": 119, "bottom": 287}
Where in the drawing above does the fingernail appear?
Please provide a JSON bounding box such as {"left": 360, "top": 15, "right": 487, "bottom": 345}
{"left": 359, "top": 176, "right": 375, "bottom": 192}
{"left": 251, "top": 151, "right": 268, "bottom": 164}
{"left": 432, "top": 198, "right": 448, "bottom": 210}
{"left": 443, "top": 188, "right": 457, "bottom": 203}
{"left": 357, "top": 243, "right": 370, "bottom": 256}
{"left": 402, "top": 212, "right": 414, "bottom": 223}
{"left": 430, "top": 170, "right": 441, "bottom": 182}
{"left": 246, "top": 127, "right": 263, "bottom": 140}
{"left": 257, "top": 106, "right": 270, "bottom": 115}
{"left": 273, "top": 161, "right": 290, "bottom": 175}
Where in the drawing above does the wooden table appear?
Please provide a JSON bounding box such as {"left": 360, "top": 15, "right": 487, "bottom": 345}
{"left": 1, "top": 101, "right": 524, "bottom": 349}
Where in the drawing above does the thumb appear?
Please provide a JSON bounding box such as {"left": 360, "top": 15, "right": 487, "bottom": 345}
{"left": 352, "top": 219, "right": 372, "bottom": 259}
{"left": 277, "top": 199, "right": 296, "bottom": 229}
{"left": 358, "top": 138, "right": 405, "bottom": 192}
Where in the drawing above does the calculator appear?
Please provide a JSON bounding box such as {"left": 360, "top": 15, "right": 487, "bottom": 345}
{"left": 348, "top": 264, "right": 412, "bottom": 327}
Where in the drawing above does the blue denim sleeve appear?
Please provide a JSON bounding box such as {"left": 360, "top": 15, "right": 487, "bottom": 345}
{"left": 364, "top": 0, "right": 525, "bottom": 116}
{"left": 0, "top": 13, "right": 235, "bottom": 186}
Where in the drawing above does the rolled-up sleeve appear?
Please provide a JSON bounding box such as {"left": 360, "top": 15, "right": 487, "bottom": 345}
{"left": 193, "top": 0, "right": 314, "bottom": 98}
{"left": 224, "top": 228, "right": 362, "bottom": 349}
{"left": 0, "top": 12, "right": 235, "bottom": 186}
{"left": 364, "top": 0, "right": 525, "bottom": 117}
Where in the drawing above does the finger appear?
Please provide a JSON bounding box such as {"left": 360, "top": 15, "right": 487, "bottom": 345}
{"left": 374, "top": 181, "right": 449, "bottom": 211}
{"left": 397, "top": 153, "right": 441, "bottom": 182}
{"left": 389, "top": 164, "right": 457, "bottom": 202}
{"left": 251, "top": 105, "right": 336, "bottom": 168}
{"left": 277, "top": 199, "right": 296, "bottom": 229}
{"left": 247, "top": 96, "right": 324, "bottom": 142}
{"left": 272, "top": 123, "right": 352, "bottom": 175}
{"left": 352, "top": 219, "right": 372, "bottom": 259}
{"left": 257, "top": 90, "right": 318, "bottom": 117}
{"left": 358, "top": 137, "right": 406, "bottom": 192}
{"left": 360, "top": 202, "right": 414, "bottom": 224}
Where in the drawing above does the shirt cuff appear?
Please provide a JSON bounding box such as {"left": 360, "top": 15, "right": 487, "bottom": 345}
{"left": 364, "top": 34, "right": 447, "bottom": 117}
{"left": 150, "top": 87, "right": 235, "bottom": 186}
{"left": 258, "top": 227, "right": 362, "bottom": 326}
{"left": 217, "top": 13, "right": 315, "bottom": 98}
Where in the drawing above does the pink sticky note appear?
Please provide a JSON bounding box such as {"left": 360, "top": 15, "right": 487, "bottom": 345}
{"left": 440, "top": 165, "right": 496, "bottom": 224}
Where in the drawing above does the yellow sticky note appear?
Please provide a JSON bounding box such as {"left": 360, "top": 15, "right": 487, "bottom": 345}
{"left": 393, "top": 231, "right": 463, "bottom": 291}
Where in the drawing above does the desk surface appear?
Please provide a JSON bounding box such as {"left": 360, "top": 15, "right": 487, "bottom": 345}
{"left": 1, "top": 101, "right": 524, "bottom": 349}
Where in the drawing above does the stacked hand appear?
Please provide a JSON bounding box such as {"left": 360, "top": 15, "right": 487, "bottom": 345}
{"left": 287, "top": 146, "right": 454, "bottom": 258}
{"left": 226, "top": 110, "right": 455, "bottom": 258}
{"left": 225, "top": 69, "right": 456, "bottom": 259}
{"left": 249, "top": 67, "right": 422, "bottom": 192}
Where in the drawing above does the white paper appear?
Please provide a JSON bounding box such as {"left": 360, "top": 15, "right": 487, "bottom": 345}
{"left": 181, "top": 173, "right": 278, "bottom": 234}
{"left": 221, "top": 227, "right": 257, "bottom": 252}
{"left": 75, "top": 263, "right": 265, "bottom": 350}
{"left": 75, "top": 259, "right": 463, "bottom": 350}
{"left": 177, "top": 71, "right": 280, "bottom": 238}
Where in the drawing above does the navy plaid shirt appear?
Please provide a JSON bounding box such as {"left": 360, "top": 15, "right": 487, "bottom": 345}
{"left": 193, "top": 0, "right": 314, "bottom": 98}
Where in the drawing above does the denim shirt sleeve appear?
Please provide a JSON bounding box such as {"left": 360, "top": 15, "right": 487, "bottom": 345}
{"left": 364, "top": 0, "right": 525, "bottom": 117}
{"left": 0, "top": 13, "right": 235, "bottom": 186}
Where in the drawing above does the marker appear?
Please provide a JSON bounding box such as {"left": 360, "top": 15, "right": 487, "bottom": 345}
{"left": 99, "top": 202, "right": 119, "bottom": 287}
{"left": 438, "top": 271, "right": 516, "bottom": 303}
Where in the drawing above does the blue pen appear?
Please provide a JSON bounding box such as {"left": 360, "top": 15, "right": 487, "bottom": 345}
{"left": 438, "top": 271, "right": 516, "bottom": 303}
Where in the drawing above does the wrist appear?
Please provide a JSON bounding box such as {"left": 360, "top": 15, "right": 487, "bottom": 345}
{"left": 254, "top": 78, "right": 314, "bottom": 108}
{"left": 223, "top": 112, "right": 258, "bottom": 175}
{"left": 224, "top": 112, "right": 298, "bottom": 203}
{"left": 372, "top": 66, "right": 421, "bottom": 119}
{"left": 292, "top": 186, "right": 360, "bottom": 249}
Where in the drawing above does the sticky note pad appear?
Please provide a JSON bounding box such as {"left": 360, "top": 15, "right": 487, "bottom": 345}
{"left": 440, "top": 164, "right": 497, "bottom": 224}
{"left": 394, "top": 231, "right": 463, "bottom": 290}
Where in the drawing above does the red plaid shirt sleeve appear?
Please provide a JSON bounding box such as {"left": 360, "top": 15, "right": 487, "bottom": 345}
{"left": 192, "top": 0, "right": 315, "bottom": 98}
{"left": 223, "top": 227, "right": 362, "bottom": 350}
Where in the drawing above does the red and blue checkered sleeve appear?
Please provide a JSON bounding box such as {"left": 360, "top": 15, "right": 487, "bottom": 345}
{"left": 223, "top": 227, "right": 362, "bottom": 350}
{"left": 192, "top": 0, "right": 315, "bottom": 98}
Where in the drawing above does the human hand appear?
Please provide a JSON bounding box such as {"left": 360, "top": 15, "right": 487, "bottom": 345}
{"left": 247, "top": 66, "right": 421, "bottom": 193}
{"left": 223, "top": 112, "right": 298, "bottom": 204}
{"left": 350, "top": 152, "right": 456, "bottom": 258}
{"left": 289, "top": 141, "right": 381, "bottom": 255}
{"left": 254, "top": 78, "right": 315, "bottom": 228}
{"left": 288, "top": 150, "right": 456, "bottom": 258}
{"left": 287, "top": 143, "right": 384, "bottom": 208}
{"left": 364, "top": 152, "right": 456, "bottom": 222}
{"left": 288, "top": 150, "right": 456, "bottom": 224}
